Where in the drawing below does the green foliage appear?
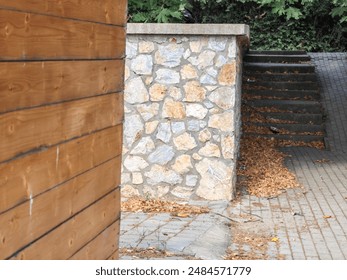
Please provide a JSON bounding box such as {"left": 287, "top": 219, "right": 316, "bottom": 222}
{"left": 128, "top": 0, "right": 347, "bottom": 51}
{"left": 188, "top": 0, "right": 346, "bottom": 51}
{"left": 331, "top": 0, "right": 347, "bottom": 23}
{"left": 128, "top": 0, "right": 187, "bottom": 23}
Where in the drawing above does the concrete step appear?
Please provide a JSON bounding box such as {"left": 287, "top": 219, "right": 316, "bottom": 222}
{"left": 243, "top": 81, "right": 319, "bottom": 91}
{"left": 243, "top": 89, "right": 320, "bottom": 101}
{"left": 245, "top": 100, "right": 323, "bottom": 114}
{"left": 245, "top": 122, "right": 325, "bottom": 134}
{"left": 244, "top": 54, "right": 311, "bottom": 63}
{"left": 244, "top": 62, "right": 315, "bottom": 73}
{"left": 260, "top": 112, "right": 324, "bottom": 125}
{"left": 247, "top": 50, "right": 307, "bottom": 55}
{"left": 243, "top": 73, "right": 317, "bottom": 82}
{"left": 244, "top": 132, "right": 325, "bottom": 143}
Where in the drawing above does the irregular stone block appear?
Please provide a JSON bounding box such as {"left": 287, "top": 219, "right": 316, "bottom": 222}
{"left": 121, "top": 172, "right": 131, "bottom": 184}
{"left": 221, "top": 134, "right": 235, "bottom": 159}
{"left": 145, "top": 120, "right": 159, "bottom": 134}
{"left": 155, "top": 44, "right": 185, "bottom": 68}
{"left": 121, "top": 185, "right": 140, "bottom": 198}
{"left": 125, "top": 77, "right": 149, "bottom": 104}
{"left": 184, "top": 81, "right": 206, "bottom": 102}
{"left": 162, "top": 98, "right": 186, "bottom": 119}
{"left": 145, "top": 165, "right": 182, "bottom": 186}
{"left": 139, "top": 41, "right": 155, "bottom": 53}
{"left": 208, "top": 37, "right": 227, "bottom": 51}
{"left": 131, "top": 54, "right": 153, "bottom": 75}
{"left": 186, "top": 103, "right": 208, "bottom": 119}
{"left": 124, "top": 65, "right": 130, "bottom": 81}
{"left": 149, "top": 83, "right": 167, "bottom": 101}
{"left": 218, "top": 62, "right": 236, "bottom": 85}
{"left": 171, "top": 186, "right": 194, "bottom": 199}
{"left": 130, "top": 137, "right": 155, "bottom": 155}
{"left": 187, "top": 120, "right": 200, "bottom": 132}
{"left": 198, "top": 142, "right": 221, "bottom": 158}
{"left": 216, "top": 55, "right": 227, "bottom": 68}
{"left": 172, "top": 155, "right": 193, "bottom": 174}
{"left": 181, "top": 64, "right": 198, "bottom": 80}
{"left": 136, "top": 103, "right": 159, "bottom": 121}
{"left": 124, "top": 114, "right": 144, "bottom": 147}
{"left": 148, "top": 144, "right": 175, "bottom": 164}
{"left": 208, "top": 87, "right": 235, "bottom": 110}
{"left": 174, "top": 133, "right": 197, "bottom": 151}
{"left": 189, "top": 38, "right": 208, "bottom": 53}
{"left": 126, "top": 41, "right": 137, "bottom": 59}
{"left": 186, "top": 175, "right": 198, "bottom": 187}
{"left": 171, "top": 122, "right": 185, "bottom": 134}
{"left": 197, "top": 50, "right": 216, "bottom": 69}
{"left": 132, "top": 172, "right": 144, "bottom": 185}
{"left": 208, "top": 112, "right": 234, "bottom": 132}
{"left": 196, "top": 159, "right": 233, "bottom": 200}
{"left": 199, "top": 129, "right": 212, "bottom": 143}
{"left": 169, "top": 86, "right": 182, "bottom": 100}
{"left": 200, "top": 74, "right": 217, "bottom": 85}
{"left": 156, "top": 122, "right": 172, "bottom": 143}
{"left": 124, "top": 155, "right": 148, "bottom": 172}
{"left": 228, "top": 38, "right": 237, "bottom": 58}
{"left": 156, "top": 68, "right": 180, "bottom": 84}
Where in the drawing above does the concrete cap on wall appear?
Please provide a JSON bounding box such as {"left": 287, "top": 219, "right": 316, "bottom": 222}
{"left": 127, "top": 23, "right": 250, "bottom": 38}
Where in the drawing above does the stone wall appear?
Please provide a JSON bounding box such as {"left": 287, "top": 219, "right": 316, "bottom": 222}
{"left": 122, "top": 23, "right": 249, "bottom": 201}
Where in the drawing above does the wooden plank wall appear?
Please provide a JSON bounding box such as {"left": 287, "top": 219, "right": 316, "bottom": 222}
{"left": 0, "top": 0, "right": 127, "bottom": 259}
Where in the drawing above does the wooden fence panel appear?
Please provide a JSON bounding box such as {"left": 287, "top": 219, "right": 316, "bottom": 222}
{"left": 11, "top": 189, "right": 120, "bottom": 260}
{"left": 69, "top": 222, "right": 120, "bottom": 260}
{"left": 0, "top": 60, "right": 124, "bottom": 113}
{"left": 0, "top": 125, "right": 122, "bottom": 214}
{"left": 0, "top": 0, "right": 125, "bottom": 259}
{"left": 0, "top": 157, "right": 121, "bottom": 259}
{"left": 0, "top": 10, "right": 125, "bottom": 60}
{"left": 0, "top": 94, "right": 123, "bottom": 163}
{"left": 0, "top": 0, "right": 127, "bottom": 25}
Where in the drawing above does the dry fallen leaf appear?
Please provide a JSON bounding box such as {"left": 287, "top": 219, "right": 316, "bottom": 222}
{"left": 174, "top": 212, "right": 190, "bottom": 218}
{"left": 323, "top": 215, "right": 332, "bottom": 219}
{"left": 122, "top": 197, "right": 209, "bottom": 215}
{"left": 271, "top": 237, "right": 279, "bottom": 242}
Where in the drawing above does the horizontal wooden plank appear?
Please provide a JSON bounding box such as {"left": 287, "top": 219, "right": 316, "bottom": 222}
{"left": 107, "top": 249, "right": 119, "bottom": 260}
{"left": 11, "top": 188, "right": 120, "bottom": 260}
{"left": 0, "top": 0, "right": 127, "bottom": 26}
{"left": 0, "top": 124, "right": 122, "bottom": 214}
{"left": 0, "top": 158, "right": 121, "bottom": 259}
{"left": 69, "top": 220, "right": 120, "bottom": 260}
{"left": 0, "top": 60, "right": 124, "bottom": 113}
{"left": 0, "top": 93, "right": 123, "bottom": 163}
{"left": 0, "top": 10, "right": 125, "bottom": 60}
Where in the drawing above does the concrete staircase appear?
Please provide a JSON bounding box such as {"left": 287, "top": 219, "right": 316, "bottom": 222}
{"left": 242, "top": 51, "right": 326, "bottom": 146}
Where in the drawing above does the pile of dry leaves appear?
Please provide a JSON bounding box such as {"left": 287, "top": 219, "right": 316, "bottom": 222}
{"left": 121, "top": 197, "right": 209, "bottom": 216}
{"left": 237, "top": 136, "right": 300, "bottom": 197}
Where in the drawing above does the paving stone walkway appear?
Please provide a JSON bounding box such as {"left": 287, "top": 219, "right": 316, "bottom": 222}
{"left": 119, "top": 53, "right": 347, "bottom": 260}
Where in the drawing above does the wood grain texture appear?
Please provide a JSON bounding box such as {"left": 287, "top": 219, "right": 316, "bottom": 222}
{"left": 0, "top": 9, "right": 125, "bottom": 60}
{"left": 0, "top": 158, "right": 121, "bottom": 259}
{"left": 0, "top": 125, "right": 122, "bottom": 214}
{"left": 69, "top": 220, "right": 120, "bottom": 260}
{"left": 0, "top": 0, "right": 127, "bottom": 26}
{"left": 107, "top": 249, "right": 119, "bottom": 260}
{"left": 0, "top": 60, "right": 124, "bottom": 113}
{"left": 11, "top": 188, "right": 120, "bottom": 260}
{"left": 0, "top": 93, "right": 123, "bottom": 163}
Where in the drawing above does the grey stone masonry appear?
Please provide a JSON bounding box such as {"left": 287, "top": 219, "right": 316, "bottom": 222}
{"left": 122, "top": 24, "right": 249, "bottom": 201}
